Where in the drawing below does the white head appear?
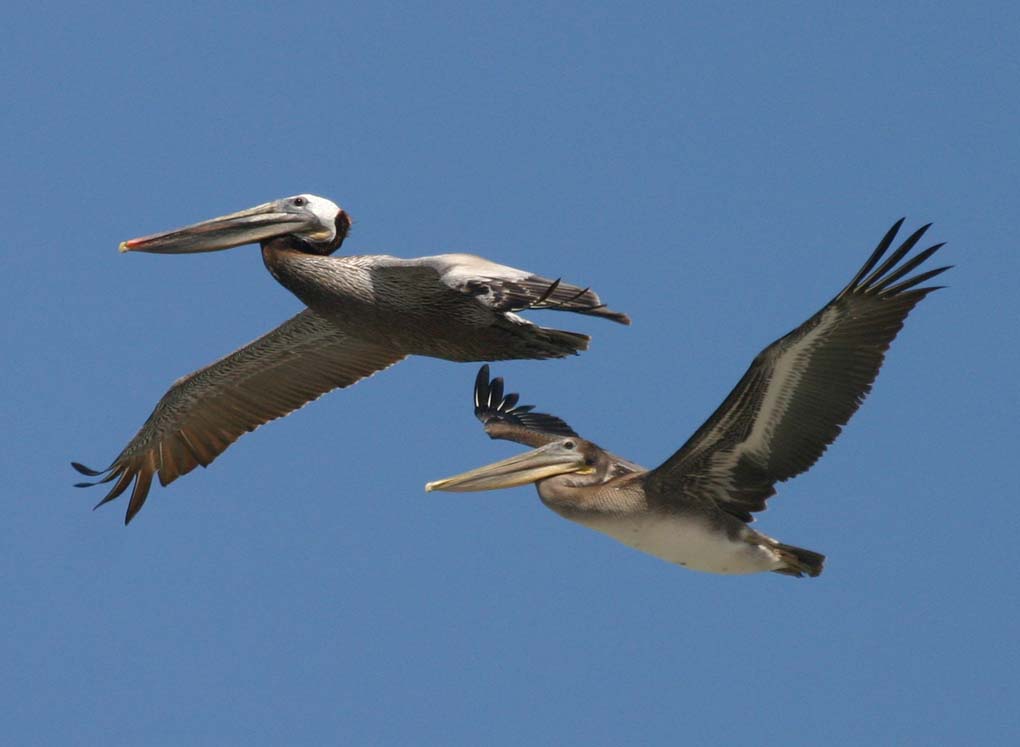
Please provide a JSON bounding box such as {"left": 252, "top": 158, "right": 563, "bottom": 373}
{"left": 282, "top": 194, "right": 343, "bottom": 244}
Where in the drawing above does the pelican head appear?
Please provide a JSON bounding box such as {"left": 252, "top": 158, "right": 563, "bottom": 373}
{"left": 119, "top": 194, "right": 350, "bottom": 256}
{"left": 425, "top": 438, "right": 599, "bottom": 493}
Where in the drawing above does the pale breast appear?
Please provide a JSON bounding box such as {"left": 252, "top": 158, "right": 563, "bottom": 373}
{"left": 571, "top": 512, "right": 783, "bottom": 575}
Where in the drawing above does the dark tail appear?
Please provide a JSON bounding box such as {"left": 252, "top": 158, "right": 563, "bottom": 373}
{"left": 772, "top": 543, "right": 825, "bottom": 578}
{"left": 523, "top": 327, "right": 591, "bottom": 359}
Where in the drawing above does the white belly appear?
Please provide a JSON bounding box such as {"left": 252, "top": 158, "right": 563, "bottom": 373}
{"left": 574, "top": 513, "right": 783, "bottom": 575}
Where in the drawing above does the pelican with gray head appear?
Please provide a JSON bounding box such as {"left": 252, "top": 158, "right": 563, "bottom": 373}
{"left": 428, "top": 220, "right": 950, "bottom": 577}
{"left": 73, "top": 194, "right": 629, "bottom": 523}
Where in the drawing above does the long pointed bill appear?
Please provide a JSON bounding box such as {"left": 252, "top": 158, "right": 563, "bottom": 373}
{"left": 119, "top": 201, "right": 315, "bottom": 254}
{"left": 425, "top": 442, "right": 591, "bottom": 493}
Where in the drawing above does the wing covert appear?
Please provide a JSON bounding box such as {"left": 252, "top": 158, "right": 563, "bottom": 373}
{"left": 427, "top": 254, "right": 630, "bottom": 324}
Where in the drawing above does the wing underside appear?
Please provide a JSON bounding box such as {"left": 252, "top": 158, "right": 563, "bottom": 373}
{"left": 74, "top": 309, "right": 406, "bottom": 523}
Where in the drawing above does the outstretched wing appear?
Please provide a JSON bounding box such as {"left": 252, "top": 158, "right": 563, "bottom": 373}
{"left": 471, "top": 364, "right": 579, "bottom": 447}
{"left": 430, "top": 254, "right": 631, "bottom": 324}
{"left": 73, "top": 309, "right": 406, "bottom": 524}
{"left": 644, "top": 219, "right": 949, "bottom": 522}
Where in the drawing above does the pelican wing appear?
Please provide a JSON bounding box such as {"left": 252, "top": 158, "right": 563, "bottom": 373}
{"left": 644, "top": 220, "right": 950, "bottom": 522}
{"left": 73, "top": 309, "right": 406, "bottom": 523}
{"left": 471, "top": 365, "right": 579, "bottom": 447}
{"left": 428, "top": 254, "right": 630, "bottom": 324}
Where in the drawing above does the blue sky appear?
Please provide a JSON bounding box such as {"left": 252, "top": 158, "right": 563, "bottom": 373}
{"left": 4, "top": 2, "right": 1018, "bottom": 744}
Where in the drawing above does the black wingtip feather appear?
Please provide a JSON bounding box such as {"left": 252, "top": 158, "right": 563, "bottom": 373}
{"left": 533, "top": 278, "right": 562, "bottom": 307}
{"left": 489, "top": 376, "right": 504, "bottom": 409}
{"left": 125, "top": 479, "right": 151, "bottom": 525}
{"left": 859, "top": 222, "right": 932, "bottom": 291}
{"left": 73, "top": 468, "right": 120, "bottom": 488}
{"left": 879, "top": 265, "right": 951, "bottom": 297}
{"left": 870, "top": 244, "right": 944, "bottom": 293}
{"left": 844, "top": 217, "right": 906, "bottom": 291}
{"left": 472, "top": 365, "right": 579, "bottom": 438}
{"left": 474, "top": 365, "right": 491, "bottom": 410}
{"left": 71, "top": 461, "right": 105, "bottom": 476}
{"left": 842, "top": 218, "right": 949, "bottom": 302}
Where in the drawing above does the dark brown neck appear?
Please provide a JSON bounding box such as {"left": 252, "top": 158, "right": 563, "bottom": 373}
{"left": 330, "top": 210, "right": 352, "bottom": 252}
{"left": 260, "top": 209, "right": 352, "bottom": 257}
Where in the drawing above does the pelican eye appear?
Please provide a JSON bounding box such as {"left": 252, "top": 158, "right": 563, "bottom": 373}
{"left": 292, "top": 196, "right": 307, "bottom": 207}
{"left": 563, "top": 441, "right": 575, "bottom": 449}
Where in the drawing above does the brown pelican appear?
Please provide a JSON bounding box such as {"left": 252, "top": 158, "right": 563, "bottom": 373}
{"left": 426, "top": 220, "right": 949, "bottom": 577}
{"left": 73, "top": 194, "right": 628, "bottom": 524}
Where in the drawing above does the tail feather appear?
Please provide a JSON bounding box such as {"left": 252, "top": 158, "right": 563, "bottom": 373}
{"left": 512, "top": 326, "right": 591, "bottom": 359}
{"left": 772, "top": 542, "right": 825, "bottom": 578}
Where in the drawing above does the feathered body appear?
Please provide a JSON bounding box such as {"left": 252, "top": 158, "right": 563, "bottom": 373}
{"left": 260, "top": 246, "right": 625, "bottom": 360}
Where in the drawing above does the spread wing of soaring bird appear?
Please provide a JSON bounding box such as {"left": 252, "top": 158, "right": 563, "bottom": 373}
{"left": 74, "top": 309, "right": 406, "bottom": 523}
{"left": 642, "top": 219, "right": 949, "bottom": 523}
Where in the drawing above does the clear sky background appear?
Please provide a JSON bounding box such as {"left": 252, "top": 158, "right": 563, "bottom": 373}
{"left": 4, "top": 2, "right": 1018, "bottom": 745}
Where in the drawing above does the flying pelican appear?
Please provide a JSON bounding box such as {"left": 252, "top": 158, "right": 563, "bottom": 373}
{"left": 73, "top": 194, "right": 628, "bottom": 524}
{"left": 426, "top": 220, "right": 949, "bottom": 577}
